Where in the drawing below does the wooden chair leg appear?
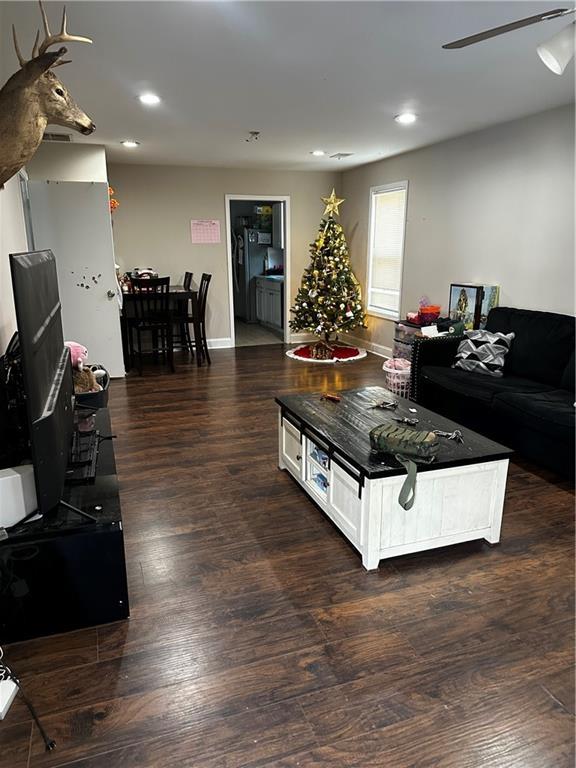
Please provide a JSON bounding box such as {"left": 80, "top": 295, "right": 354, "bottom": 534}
{"left": 152, "top": 328, "right": 159, "bottom": 362}
{"left": 201, "top": 323, "right": 211, "bottom": 365}
{"left": 193, "top": 318, "right": 203, "bottom": 366}
{"left": 177, "top": 322, "right": 185, "bottom": 351}
{"left": 167, "top": 323, "right": 175, "bottom": 373}
{"left": 127, "top": 324, "right": 134, "bottom": 371}
{"left": 185, "top": 322, "right": 194, "bottom": 357}
{"left": 136, "top": 328, "right": 143, "bottom": 376}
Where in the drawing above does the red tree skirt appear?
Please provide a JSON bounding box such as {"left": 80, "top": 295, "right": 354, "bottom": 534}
{"left": 286, "top": 343, "right": 367, "bottom": 364}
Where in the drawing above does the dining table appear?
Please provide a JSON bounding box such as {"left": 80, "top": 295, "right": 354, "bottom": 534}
{"left": 120, "top": 285, "right": 204, "bottom": 370}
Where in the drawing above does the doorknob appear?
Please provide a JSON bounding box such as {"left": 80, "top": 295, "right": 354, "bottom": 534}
{"left": 107, "top": 289, "right": 116, "bottom": 299}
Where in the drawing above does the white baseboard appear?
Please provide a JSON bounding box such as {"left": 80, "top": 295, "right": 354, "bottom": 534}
{"left": 344, "top": 335, "right": 392, "bottom": 359}
{"left": 207, "top": 337, "right": 234, "bottom": 349}
{"left": 0, "top": 678, "right": 18, "bottom": 720}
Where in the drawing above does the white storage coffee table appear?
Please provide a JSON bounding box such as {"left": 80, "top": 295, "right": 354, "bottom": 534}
{"left": 276, "top": 386, "right": 512, "bottom": 570}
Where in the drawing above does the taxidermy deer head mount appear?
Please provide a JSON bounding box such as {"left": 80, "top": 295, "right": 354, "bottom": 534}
{"left": 0, "top": 1, "right": 95, "bottom": 189}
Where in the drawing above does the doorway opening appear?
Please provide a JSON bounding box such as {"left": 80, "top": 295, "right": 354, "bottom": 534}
{"left": 225, "top": 195, "right": 290, "bottom": 347}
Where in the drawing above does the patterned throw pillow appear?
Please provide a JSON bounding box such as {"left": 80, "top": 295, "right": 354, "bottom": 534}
{"left": 453, "top": 330, "right": 515, "bottom": 377}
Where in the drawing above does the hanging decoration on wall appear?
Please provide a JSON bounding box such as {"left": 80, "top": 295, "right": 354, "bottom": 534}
{"left": 108, "top": 186, "right": 119, "bottom": 214}
{"left": 289, "top": 189, "right": 367, "bottom": 362}
{"left": 0, "top": 1, "right": 95, "bottom": 189}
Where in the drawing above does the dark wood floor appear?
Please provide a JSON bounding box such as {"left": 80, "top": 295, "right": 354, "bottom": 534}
{"left": 2, "top": 346, "right": 574, "bottom": 767}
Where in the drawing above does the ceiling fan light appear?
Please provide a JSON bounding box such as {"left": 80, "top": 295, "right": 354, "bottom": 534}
{"left": 537, "top": 21, "right": 575, "bottom": 75}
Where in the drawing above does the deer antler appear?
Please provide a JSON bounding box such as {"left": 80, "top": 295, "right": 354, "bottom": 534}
{"left": 37, "top": 2, "right": 92, "bottom": 56}
{"left": 12, "top": 25, "right": 27, "bottom": 67}
{"left": 12, "top": 2, "right": 92, "bottom": 68}
{"left": 12, "top": 27, "right": 41, "bottom": 68}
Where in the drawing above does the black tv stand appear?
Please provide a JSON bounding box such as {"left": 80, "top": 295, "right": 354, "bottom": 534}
{"left": 75, "top": 402, "right": 99, "bottom": 413}
{"left": 59, "top": 499, "right": 97, "bottom": 523}
{"left": 0, "top": 406, "right": 130, "bottom": 643}
{"left": 67, "top": 428, "right": 100, "bottom": 483}
{"left": 4, "top": 497, "right": 98, "bottom": 535}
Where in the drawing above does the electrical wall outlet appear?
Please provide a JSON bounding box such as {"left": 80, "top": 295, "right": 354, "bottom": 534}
{"left": 0, "top": 678, "right": 18, "bottom": 719}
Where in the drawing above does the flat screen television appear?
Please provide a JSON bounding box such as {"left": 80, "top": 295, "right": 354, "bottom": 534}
{"left": 9, "top": 250, "right": 74, "bottom": 515}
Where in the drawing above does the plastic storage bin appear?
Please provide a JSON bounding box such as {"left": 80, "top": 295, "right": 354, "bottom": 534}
{"left": 392, "top": 339, "right": 413, "bottom": 361}
{"left": 395, "top": 323, "right": 422, "bottom": 343}
{"left": 75, "top": 367, "right": 110, "bottom": 410}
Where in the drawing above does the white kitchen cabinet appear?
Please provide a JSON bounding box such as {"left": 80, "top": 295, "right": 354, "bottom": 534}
{"left": 256, "top": 277, "right": 283, "bottom": 332}
{"left": 256, "top": 284, "right": 265, "bottom": 324}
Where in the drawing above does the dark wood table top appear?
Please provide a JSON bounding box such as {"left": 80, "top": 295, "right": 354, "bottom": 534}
{"left": 276, "top": 385, "right": 513, "bottom": 480}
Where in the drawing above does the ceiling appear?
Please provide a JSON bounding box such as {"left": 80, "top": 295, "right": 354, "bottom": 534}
{"left": 1, "top": 1, "right": 574, "bottom": 170}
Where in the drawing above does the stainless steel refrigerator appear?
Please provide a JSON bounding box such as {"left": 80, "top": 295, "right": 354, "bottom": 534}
{"left": 232, "top": 228, "right": 271, "bottom": 322}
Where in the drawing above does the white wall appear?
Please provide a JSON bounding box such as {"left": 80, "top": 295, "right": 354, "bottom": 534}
{"left": 0, "top": 175, "right": 28, "bottom": 351}
{"left": 341, "top": 105, "right": 575, "bottom": 351}
{"left": 26, "top": 143, "right": 108, "bottom": 183}
{"left": 108, "top": 164, "right": 340, "bottom": 342}
{"left": 0, "top": 7, "right": 28, "bottom": 352}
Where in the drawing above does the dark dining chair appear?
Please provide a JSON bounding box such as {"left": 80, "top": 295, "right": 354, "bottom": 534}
{"left": 176, "top": 272, "right": 194, "bottom": 354}
{"left": 127, "top": 277, "right": 174, "bottom": 375}
{"left": 180, "top": 273, "right": 212, "bottom": 365}
{"left": 196, "top": 273, "right": 212, "bottom": 365}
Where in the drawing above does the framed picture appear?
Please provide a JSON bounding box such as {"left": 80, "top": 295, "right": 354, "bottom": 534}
{"left": 448, "top": 284, "right": 500, "bottom": 330}
{"left": 479, "top": 285, "right": 500, "bottom": 328}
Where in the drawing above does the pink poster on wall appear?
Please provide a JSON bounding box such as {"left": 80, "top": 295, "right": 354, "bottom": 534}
{"left": 190, "top": 219, "right": 221, "bottom": 244}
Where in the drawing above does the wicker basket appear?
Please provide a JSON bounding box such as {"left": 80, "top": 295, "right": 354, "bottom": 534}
{"left": 382, "top": 359, "right": 411, "bottom": 398}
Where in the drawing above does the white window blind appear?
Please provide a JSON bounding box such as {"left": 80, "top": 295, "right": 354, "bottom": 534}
{"left": 367, "top": 182, "right": 408, "bottom": 319}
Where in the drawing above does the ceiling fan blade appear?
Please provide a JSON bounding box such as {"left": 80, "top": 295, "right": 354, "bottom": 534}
{"left": 443, "top": 8, "right": 570, "bottom": 49}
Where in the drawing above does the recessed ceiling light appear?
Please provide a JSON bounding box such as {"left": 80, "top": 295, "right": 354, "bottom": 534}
{"left": 138, "top": 93, "right": 161, "bottom": 106}
{"left": 121, "top": 140, "right": 140, "bottom": 148}
{"left": 311, "top": 150, "right": 326, "bottom": 157}
{"left": 394, "top": 112, "right": 417, "bottom": 125}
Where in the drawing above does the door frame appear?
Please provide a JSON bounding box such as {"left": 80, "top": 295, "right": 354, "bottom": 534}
{"left": 224, "top": 194, "right": 291, "bottom": 347}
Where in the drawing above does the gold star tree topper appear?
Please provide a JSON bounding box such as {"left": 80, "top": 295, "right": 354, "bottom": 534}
{"left": 321, "top": 188, "right": 345, "bottom": 218}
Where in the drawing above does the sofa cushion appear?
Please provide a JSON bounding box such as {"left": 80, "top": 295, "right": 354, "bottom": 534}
{"left": 485, "top": 307, "right": 575, "bottom": 387}
{"left": 492, "top": 389, "right": 575, "bottom": 443}
{"left": 453, "top": 329, "right": 515, "bottom": 377}
{"left": 421, "top": 365, "right": 554, "bottom": 404}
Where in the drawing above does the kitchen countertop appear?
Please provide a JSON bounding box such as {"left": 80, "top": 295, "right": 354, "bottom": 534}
{"left": 258, "top": 274, "right": 284, "bottom": 282}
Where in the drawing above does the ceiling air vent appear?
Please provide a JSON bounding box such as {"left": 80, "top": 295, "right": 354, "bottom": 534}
{"left": 330, "top": 152, "right": 354, "bottom": 160}
{"left": 42, "top": 132, "right": 73, "bottom": 143}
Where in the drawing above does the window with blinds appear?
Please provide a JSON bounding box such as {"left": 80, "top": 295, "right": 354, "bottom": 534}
{"left": 367, "top": 181, "right": 408, "bottom": 319}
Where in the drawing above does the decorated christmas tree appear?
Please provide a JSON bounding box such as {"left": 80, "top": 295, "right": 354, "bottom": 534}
{"left": 290, "top": 189, "right": 366, "bottom": 359}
